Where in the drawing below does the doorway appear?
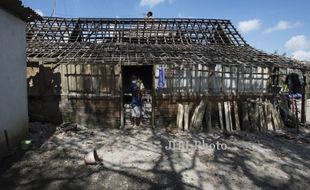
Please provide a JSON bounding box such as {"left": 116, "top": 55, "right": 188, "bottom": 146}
{"left": 122, "top": 65, "right": 153, "bottom": 127}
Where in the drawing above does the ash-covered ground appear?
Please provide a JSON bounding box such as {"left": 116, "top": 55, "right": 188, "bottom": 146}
{"left": 1, "top": 122, "right": 309, "bottom": 190}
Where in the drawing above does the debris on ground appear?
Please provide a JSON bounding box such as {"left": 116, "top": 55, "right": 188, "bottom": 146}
{"left": 55, "top": 122, "right": 78, "bottom": 134}
{"left": 84, "top": 150, "right": 103, "bottom": 165}
{"left": 0, "top": 122, "right": 309, "bottom": 190}
{"left": 166, "top": 123, "right": 179, "bottom": 134}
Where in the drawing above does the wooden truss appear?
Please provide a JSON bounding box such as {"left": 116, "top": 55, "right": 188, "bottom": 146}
{"left": 27, "top": 17, "right": 246, "bottom": 45}
{"left": 26, "top": 17, "right": 310, "bottom": 70}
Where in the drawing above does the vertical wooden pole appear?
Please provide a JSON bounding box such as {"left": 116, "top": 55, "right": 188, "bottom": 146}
{"left": 120, "top": 66, "right": 124, "bottom": 128}
{"left": 184, "top": 104, "right": 190, "bottom": 131}
{"left": 301, "top": 71, "right": 306, "bottom": 123}
{"left": 266, "top": 101, "right": 276, "bottom": 131}
{"left": 253, "top": 101, "right": 260, "bottom": 132}
{"left": 236, "top": 67, "right": 240, "bottom": 93}
{"left": 177, "top": 103, "right": 184, "bottom": 131}
{"left": 65, "top": 64, "right": 70, "bottom": 93}
{"left": 249, "top": 66, "right": 253, "bottom": 91}
{"left": 221, "top": 65, "right": 225, "bottom": 92}
{"left": 276, "top": 68, "right": 280, "bottom": 85}
{"left": 268, "top": 101, "right": 283, "bottom": 129}
{"left": 247, "top": 101, "right": 254, "bottom": 131}
{"left": 268, "top": 67, "right": 273, "bottom": 93}
{"left": 233, "top": 101, "right": 240, "bottom": 130}
{"left": 218, "top": 102, "right": 224, "bottom": 130}
{"left": 205, "top": 101, "right": 212, "bottom": 132}
{"left": 224, "top": 101, "right": 232, "bottom": 132}
{"left": 264, "top": 102, "right": 273, "bottom": 131}
{"left": 258, "top": 99, "right": 267, "bottom": 132}
{"left": 241, "top": 102, "right": 250, "bottom": 131}
{"left": 208, "top": 64, "right": 215, "bottom": 93}
{"left": 294, "top": 99, "right": 299, "bottom": 132}
{"left": 152, "top": 65, "right": 156, "bottom": 128}
{"left": 229, "top": 65, "right": 233, "bottom": 93}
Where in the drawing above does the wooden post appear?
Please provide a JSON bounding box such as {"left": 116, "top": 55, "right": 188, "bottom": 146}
{"left": 177, "top": 103, "right": 184, "bottom": 131}
{"left": 236, "top": 67, "right": 240, "bottom": 93}
{"left": 184, "top": 104, "right": 191, "bottom": 131}
{"left": 221, "top": 65, "right": 225, "bottom": 92}
{"left": 301, "top": 72, "right": 306, "bottom": 123}
{"left": 120, "top": 67, "right": 124, "bottom": 128}
{"left": 254, "top": 99, "right": 260, "bottom": 132}
{"left": 248, "top": 101, "right": 255, "bottom": 131}
{"left": 276, "top": 67, "right": 280, "bottom": 86}
{"left": 205, "top": 64, "right": 216, "bottom": 132}
{"left": 152, "top": 65, "right": 156, "bottom": 128}
{"left": 251, "top": 102, "right": 260, "bottom": 131}
{"left": 224, "top": 101, "right": 232, "bottom": 132}
{"left": 258, "top": 100, "right": 267, "bottom": 132}
{"left": 190, "top": 98, "right": 208, "bottom": 130}
{"left": 268, "top": 101, "right": 283, "bottom": 129}
{"left": 263, "top": 102, "right": 273, "bottom": 131}
{"left": 241, "top": 102, "right": 250, "bottom": 131}
{"left": 294, "top": 100, "right": 299, "bottom": 132}
{"left": 205, "top": 102, "right": 212, "bottom": 132}
{"left": 208, "top": 64, "right": 216, "bottom": 93}
{"left": 266, "top": 102, "right": 276, "bottom": 131}
{"left": 218, "top": 102, "right": 224, "bottom": 130}
{"left": 249, "top": 66, "right": 253, "bottom": 91}
{"left": 233, "top": 101, "right": 240, "bottom": 130}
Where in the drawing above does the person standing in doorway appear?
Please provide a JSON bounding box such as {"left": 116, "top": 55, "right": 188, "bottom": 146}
{"left": 130, "top": 75, "right": 144, "bottom": 127}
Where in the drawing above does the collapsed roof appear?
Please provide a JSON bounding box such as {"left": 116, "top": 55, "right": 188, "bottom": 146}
{"left": 26, "top": 17, "right": 309, "bottom": 70}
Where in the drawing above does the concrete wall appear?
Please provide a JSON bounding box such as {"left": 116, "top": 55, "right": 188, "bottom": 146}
{"left": 0, "top": 8, "right": 28, "bottom": 156}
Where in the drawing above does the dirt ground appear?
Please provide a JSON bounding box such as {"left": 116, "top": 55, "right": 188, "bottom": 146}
{"left": 0, "top": 122, "right": 309, "bottom": 190}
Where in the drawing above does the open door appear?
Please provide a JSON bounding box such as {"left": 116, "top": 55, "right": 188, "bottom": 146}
{"left": 121, "top": 65, "right": 153, "bottom": 128}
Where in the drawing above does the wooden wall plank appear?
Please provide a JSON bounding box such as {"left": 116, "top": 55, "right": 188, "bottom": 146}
{"left": 177, "top": 103, "right": 184, "bottom": 130}
{"left": 184, "top": 104, "right": 190, "bottom": 131}
{"left": 218, "top": 102, "right": 224, "bottom": 130}
{"left": 224, "top": 101, "right": 232, "bottom": 132}
{"left": 233, "top": 101, "right": 240, "bottom": 130}
{"left": 248, "top": 102, "right": 255, "bottom": 131}
{"left": 205, "top": 102, "right": 212, "bottom": 132}
{"left": 263, "top": 102, "right": 273, "bottom": 131}
{"left": 241, "top": 102, "right": 250, "bottom": 131}
{"left": 258, "top": 101, "right": 266, "bottom": 132}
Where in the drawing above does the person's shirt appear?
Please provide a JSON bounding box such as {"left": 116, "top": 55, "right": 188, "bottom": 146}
{"left": 130, "top": 80, "right": 143, "bottom": 107}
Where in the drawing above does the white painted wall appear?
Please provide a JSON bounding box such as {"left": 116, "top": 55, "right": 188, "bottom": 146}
{"left": 0, "top": 8, "right": 28, "bottom": 156}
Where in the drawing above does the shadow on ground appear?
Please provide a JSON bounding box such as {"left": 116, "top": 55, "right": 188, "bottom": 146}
{"left": 0, "top": 123, "right": 309, "bottom": 190}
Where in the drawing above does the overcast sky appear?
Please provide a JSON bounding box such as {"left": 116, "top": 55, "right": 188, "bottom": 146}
{"left": 22, "top": 0, "right": 310, "bottom": 61}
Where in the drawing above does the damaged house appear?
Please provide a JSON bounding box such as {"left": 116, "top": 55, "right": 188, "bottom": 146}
{"left": 0, "top": 0, "right": 40, "bottom": 156}
{"left": 26, "top": 15, "right": 310, "bottom": 130}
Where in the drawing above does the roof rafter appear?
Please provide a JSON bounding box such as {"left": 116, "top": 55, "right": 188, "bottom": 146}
{"left": 27, "top": 17, "right": 246, "bottom": 45}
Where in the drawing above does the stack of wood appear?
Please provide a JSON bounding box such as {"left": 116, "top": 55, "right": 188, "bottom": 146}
{"left": 219, "top": 99, "right": 284, "bottom": 133}
{"left": 175, "top": 98, "right": 284, "bottom": 133}
{"left": 55, "top": 122, "right": 78, "bottom": 134}
{"left": 175, "top": 99, "right": 211, "bottom": 132}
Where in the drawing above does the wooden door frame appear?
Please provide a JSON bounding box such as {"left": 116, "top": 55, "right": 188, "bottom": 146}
{"left": 120, "top": 65, "right": 155, "bottom": 128}
{"left": 152, "top": 65, "right": 155, "bottom": 128}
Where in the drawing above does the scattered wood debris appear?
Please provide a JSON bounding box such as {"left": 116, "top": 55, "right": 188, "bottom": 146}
{"left": 55, "top": 122, "right": 78, "bottom": 134}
